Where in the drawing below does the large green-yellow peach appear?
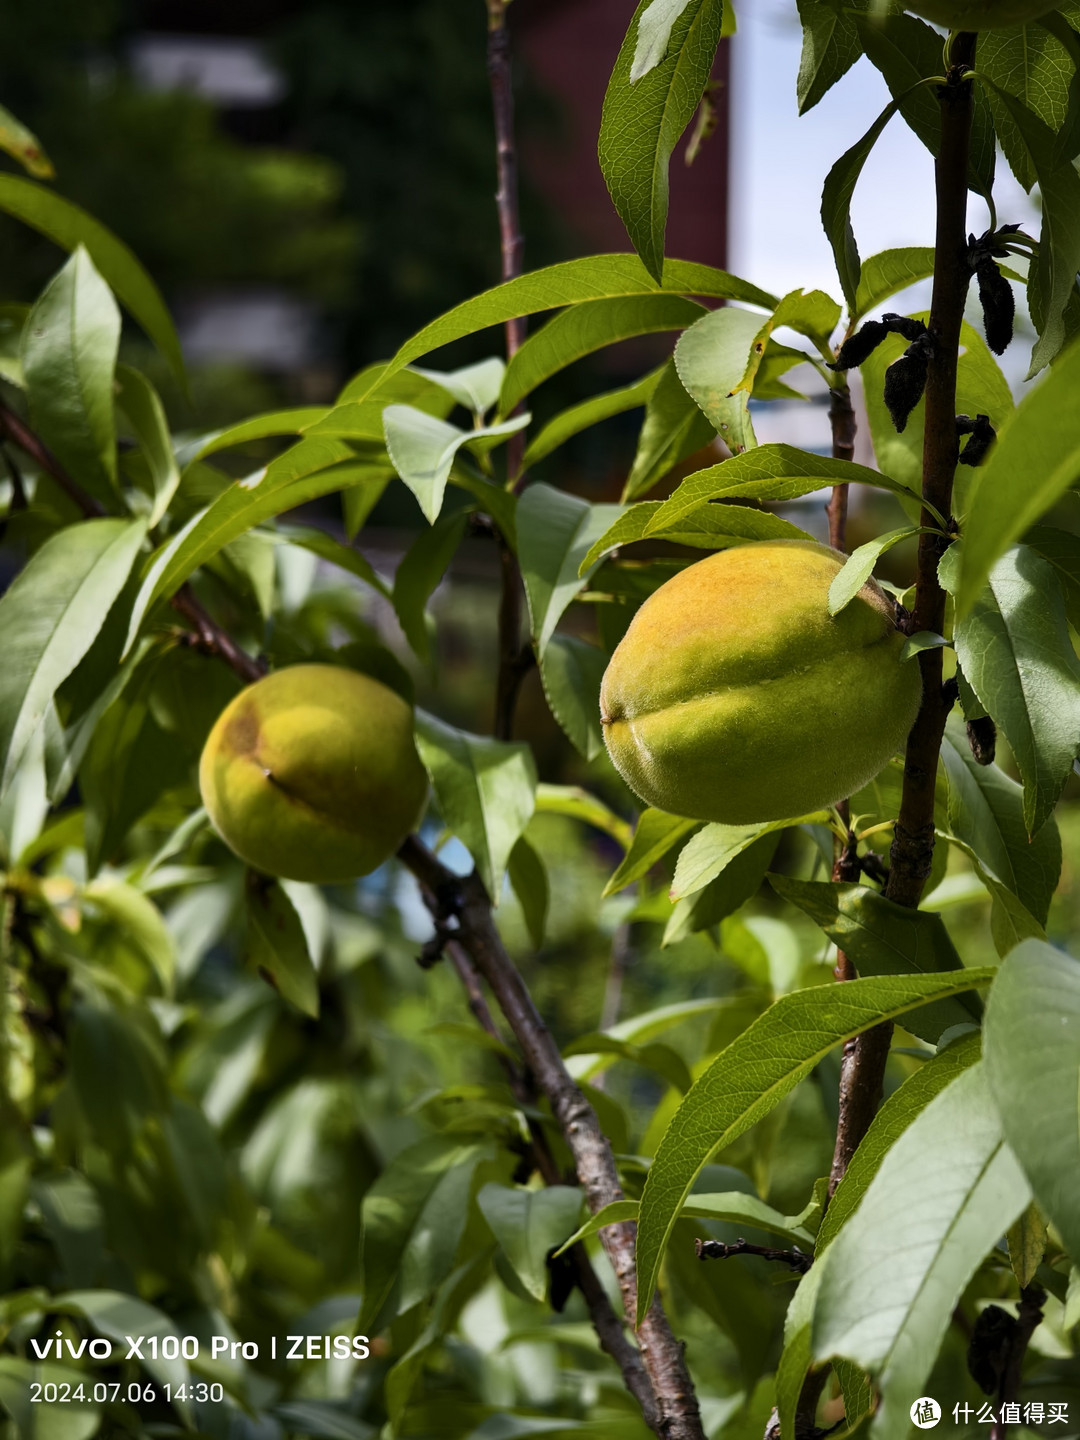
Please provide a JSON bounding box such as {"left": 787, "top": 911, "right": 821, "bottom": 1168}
{"left": 599, "top": 540, "right": 921, "bottom": 824}
{"left": 904, "top": 1, "right": 1059, "bottom": 28}
{"left": 199, "top": 664, "right": 428, "bottom": 883}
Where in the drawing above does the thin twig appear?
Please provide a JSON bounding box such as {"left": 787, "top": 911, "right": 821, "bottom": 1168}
{"left": 398, "top": 835, "right": 705, "bottom": 1440}
{"left": 695, "top": 1237, "right": 812, "bottom": 1273}
{"left": 989, "top": 1285, "right": 1046, "bottom": 1440}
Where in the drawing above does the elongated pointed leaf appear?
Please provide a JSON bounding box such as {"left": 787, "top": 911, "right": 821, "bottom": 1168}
{"left": 623, "top": 357, "right": 718, "bottom": 500}
{"left": 796, "top": 0, "right": 860, "bottom": 116}
{"left": 957, "top": 337, "right": 1080, "bottom": 617}
{"left": 500, "top": 295, "right": 704, "bottom": 414}
{"left": 771, "top": 877, "right": 982, "bottom": 1044}
{"left": 178, "top": 407, "right": 331, "bottom": 470}
{"left": 821, "top": 95, "right": 906, "bottom": 310}
{"left": 414, "top": 712, "right": 537, "bottom": 901}
{"left": 0, "top": 518, "right": 146, "bottom": 797}
{"left": 635, "top": 968, "right": 996, "bottom": 1316}
{"left": 124, "top": 437, "right": 365, "bottom": 653}
{"left": 672, "top": 816, "right": 825, "bottom": 900}
{"left": 581, "top": 498, "right": 809, "bottom": 575}
{"left": 411, "top": 356, "right": 505, "bottom": 416}
{"left": 524, "top": 369, "right": 662, "bottom": 469}
{"left": 953, "top": 545, "right": 1080, "bottom": 835}
{"left": 561, "top": 1191, "right": 815, "bottom": 1256}
{"left": 599, "top": 0, "right": 726, "bottom": 280}
{"left": 373, "top": 257, "right": 777, "bottom": 387}
{"left": 538, "top": 635, "right": 607, "bottom": 761}
{"left": 393, "top": 510, "right": 469, "bottom": 662}
{"left": 811, "top": 1064, "right": 1030, "bottom": 1440}
{"left": 644, "top": 443, "right": 921, "bottom": 535}
{"left": 827, "top": 527, "right": 926, "bottom": 615}
{"left": 0, "top": 175, "right": 183, "bottom": 380}
{"left": 518, "top": 484, "right": 623, "bottom": 656}
{"left": 853, "top": 246, "right": 935, "bottom": 322}
{"left": 603, "top": 808, "right": 698, "bottom": 897}
{"left": 22, "top": 246, "right": 120, "bottom": 504}
{"left": 115, "top": 364, "right": 179, "bottom": 526}
{"left": 246, "top": 875, "right": 318, "bottom": 1018}
{"left": 984, "top": 940, "right": 1080, "bottom": 1263}
{"left": 477, "top": 1184, "right": 583, "bottom": 1301}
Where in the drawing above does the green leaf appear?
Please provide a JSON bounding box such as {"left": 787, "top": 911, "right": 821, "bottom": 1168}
{"left": 524, "top": 369, "right": 662, "bottom": 469}
{"left": 634, "top": 967, "right": 996, "bottom": 1315}
{"left": 274, "top": 523, "right": 391, "bottom": 600}
{"left": 980, "top": 22, "right": 1074, "bottom": 191}
{"left": 1026, "top": 524, "right": 1080, "bottom": 629}
{"left": 537, "top": 635, "right": 607, "bottom": 762}
{"left": 855, "top": 12, "right": 995, "bottom": 200}
{"left": 1007, "top": 1202, "right": 1049, "bottom": 1288}
{"left": 383, "top": 405, "right": 529, "bottom": 524}
{"left": 644, "top": 443, "right": 921, "bottom": 535}
{"left": 827, "top": 527, "right": 926, "bottom": 615}
{"left": 0, "top": 1358, "right": 100, "bottom": 1440}
{"left": 508, "top": 835, "right": 549, "bottom": 949}
{"left": 770, "top": 877, "right": 983, "bottom": 1044}
{"left": 673, "top": 305, "right": 761, "bottom": 454}
{"left": 796, "top": 0, "right": 861, "bottom": 115}
{"left": 115, "top": 363, "right": 179, "bottom": 526}
{"left": 22, "top": 246, "right": 120, "bottom": 503}
{"left": 817, "top": 1030, "right": 983, "bottom": 1255}
{"left": 952, "top": 545, "right": 1080, "bottom": 835}
{"left": 984, "top": 940, "right": 1080, "bottom": 1264}
{"left": 663, "top": 833, "right": 780, "bottom": 945}
{"left": 672, "top": 816, "right": 826, "bottom": 901}
{"left": 410, "top": 356, "right": 506, "bottom": 417}
{"left": 359, "top": 1136, "right": 490, "bottom": 1332}
{"left": 957, "top": 337, "right": 1080, "bottom": 616}
{"left": 821, "top": 94, "right": 908, "bottom": 310}
{"left": 0, "top": 518, "right": 146, "bottom": 797}
{"left": 622, "top": 357, "right": 721, "bottom": 500}
{"left": 603, "top": 808, "right": 698, "bottom": 897}
{"left": 414, "top": 711, "right": 537, "bottom": 901}
{"left": 518, "top": 484, "right": 623, "bottom": 656}
{"left": 477, "top": 1184, "right": 583, "bottom": 1301}
{"left": 83, "top": 878, "right": 176, "bottom": 995}
{"left": 810, "top": 1063, "right": 1030, "bottom": 1440}
{"left": 982, "top": 80, "right": 1080, "bottom": 373}
{"left": 940, "top": 720, "right": 1061, "bottom": 932}
{"left": 599, "top": 0, "right": 726, "bottom": 279}
{"left": 56, "top": 1290, "right": 193, "bottom": 1394}
{"left": 500, "top": 295, "right": 705, "bottom": 414}
{"left": 581, "top": 497, "right": 810, "bottom": 575}
{"left": 177, "top": 406, "right": 331, "bottom": 469}
{"left": 246, "top": 875, "right": 319, "bottom": 1018}
{"left": 392, "top": 510, "right": 469, "bottom": 662}
{"left": 0, "top": 175, "right": 184, "bottom": 381}
{"left": 534, "top": 782, "right": 634, "bottom": 849}
{"left": 0, "top": 102, "right": 53, "bottom": 178}
{"left": 853, "top": 246, "right": 936, "bottom": 321}
{"left": 377, "top": 256, "right": 777, "bottom": 385}
{"left": 862, "top": 317, "right": 1013, "bottom": 516}
{"left": 123, "top": 437, "right": 368, "bottom": 653}
{"left": 562, "top": 1033, "right": 693, "bottom": 1094}
{"left": 560, "top": 1189, "right": 815, "bottom": 1256}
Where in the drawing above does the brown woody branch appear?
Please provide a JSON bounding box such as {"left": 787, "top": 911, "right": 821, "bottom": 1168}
{"left": 695, "top": 1237, "right": 812, "bottom": 1274}
{"left": 831, "top": 35, "right": 978, "bottom": 1195}
{"left": 398, "top": 835, "right": 704, "bottom": 1440}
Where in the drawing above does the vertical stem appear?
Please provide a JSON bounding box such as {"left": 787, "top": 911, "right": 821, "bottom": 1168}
{"left": 487, "top": 0, "right": 529, "bottom": 739}
{"left": 830, "top": 37, "right": 977, "bottom": 1193}
{"left": 825, "top": 383, "right": 855, "bottom": 551}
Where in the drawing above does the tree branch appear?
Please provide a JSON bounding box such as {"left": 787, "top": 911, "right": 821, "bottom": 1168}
{"left": 398, "top": 834, "right": 705, "bottom": 1440}
{"left": 831, "top": 35, "right": 978, "bottom": 1193}
{"left": 695, "top": 1237, "right": 812, "bottom": 1274}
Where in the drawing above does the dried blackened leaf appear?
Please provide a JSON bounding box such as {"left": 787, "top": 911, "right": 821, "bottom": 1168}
{"left": 883, "top": 347, "right": 929, "bottom": 432}
{"left": 967, "top": 1303, "right": 1015, "bottom": 1395}
{"left": 957, "top": 412, "right": 996, "bottom": 467}
{"left": 966, "top": 715, "right": 997, "bottom": 766}
{"left": 832, "top": 319, "right": 889, "bottom": 371}
{"left": 977, "top": 260, "right": 1015, "bottom": 356}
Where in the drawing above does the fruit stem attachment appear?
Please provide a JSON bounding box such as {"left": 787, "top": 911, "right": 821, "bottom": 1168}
{"left": 830, "top": 32, "right": 977, "bottom": 1197}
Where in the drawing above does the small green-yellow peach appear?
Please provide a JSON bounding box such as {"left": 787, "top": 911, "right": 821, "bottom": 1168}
{"left": 599, "top": 540, "right": 921, "bottom": 824}
{"left": 904, "top": 1, "right": 1059, "bottom": 28}
{"left": 199, "top": 663, "right": 428, "bottom": 883}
